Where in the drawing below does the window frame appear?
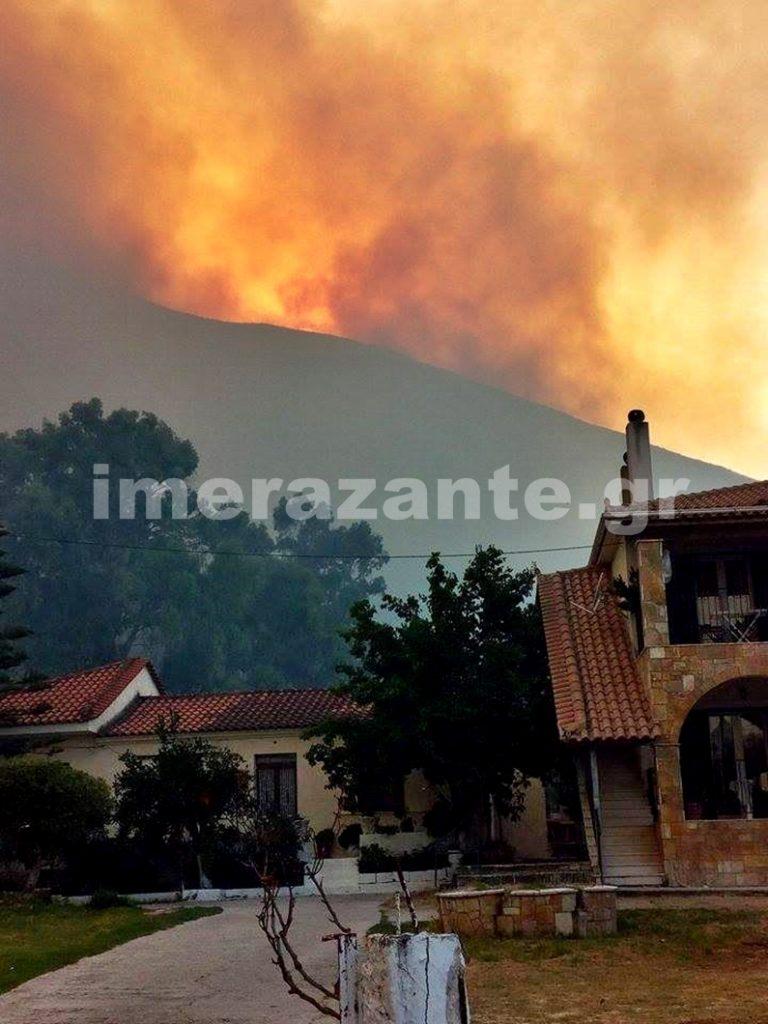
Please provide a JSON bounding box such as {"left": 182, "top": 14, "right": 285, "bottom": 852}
{"left": 253, "top": 753, "right": 298, "bottom": 818}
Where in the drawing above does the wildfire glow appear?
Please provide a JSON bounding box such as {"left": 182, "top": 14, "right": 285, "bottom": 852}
{"left": 2, "top": 0, "right": 767, "bottom": 474}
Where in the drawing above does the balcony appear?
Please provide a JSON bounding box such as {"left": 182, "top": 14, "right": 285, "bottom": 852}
{"left": 666, "top": 553, "right": 768, "bottom": 645}
{"left": 694, "top": 595, "right": 768, "bottom": 644}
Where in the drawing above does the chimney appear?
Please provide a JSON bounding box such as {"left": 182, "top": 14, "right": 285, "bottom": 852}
{"left": 625, "top": 409, "right": 654, "bottom": 503}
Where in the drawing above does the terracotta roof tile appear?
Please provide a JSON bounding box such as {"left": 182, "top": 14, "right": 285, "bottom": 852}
{"left": 538, "top": 567, "right": 657, "bottom": 743}
{"left": 105, "top": 688, "right": 362, "bottom": 736}
{"left": 608, "top": 479, "right": 768, "bottom": 520}
{"left": 0, "top": 659, "right": 155, "bottom": 726}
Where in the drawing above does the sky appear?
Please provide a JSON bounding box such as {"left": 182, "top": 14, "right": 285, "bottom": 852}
{"left": 1, "top": 0, "right": 767, "bottom": 476}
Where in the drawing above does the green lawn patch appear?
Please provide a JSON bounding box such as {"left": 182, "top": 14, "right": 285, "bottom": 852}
{"left": 0, "top": 896, "right": 221, "bottom": 994}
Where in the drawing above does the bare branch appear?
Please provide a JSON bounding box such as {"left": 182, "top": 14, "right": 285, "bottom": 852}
{"left": 395, "top": 860, "right": 420, "bottom": 931}
{"left": 269, "top": 886, "right": 336, "bottom": 1000}
{"left": 304, "top": 811, "right": 353, "bottom": 936}
{"left": 305, "top": 862, "right": 353, "bottom": 936}
{"left": 255, "top": 879, "right": 340, "bottom": 1018}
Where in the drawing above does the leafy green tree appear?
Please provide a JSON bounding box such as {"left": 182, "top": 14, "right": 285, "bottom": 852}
{"left": 0, "top": 524, "right": 35, "bottom": 692}
{"left": 308, "top": 547, "right": 557, "bottom": 840}
{"left": 114, "top": 728, "right": 247, "bottom": 888}
{"left": 0, "top": 399, "right": 203, "bottom": 673}
{"left": 0, "top": 399, "right": 388, "bottom": 691}
{"left": 0, "top": 757, "right": 112, "bottom": 890}
{"left": 274, "top": 496, "right": 387, "bottom": 622}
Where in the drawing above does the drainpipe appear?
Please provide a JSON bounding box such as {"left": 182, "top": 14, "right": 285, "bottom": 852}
{"left": 589, "top": 749, "right": 605, "bottom": 883}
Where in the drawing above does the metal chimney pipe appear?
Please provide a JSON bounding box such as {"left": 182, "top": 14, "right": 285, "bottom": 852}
{"left": 625, "top": 409, "right": 654, "bottom": 503}
{"left": 620, "top": 453, "right": 632, "bottom": 507}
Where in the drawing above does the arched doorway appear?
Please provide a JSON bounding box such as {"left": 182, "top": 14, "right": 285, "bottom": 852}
{"left": 679, "top": 677, "right": 768, "bottom": 821}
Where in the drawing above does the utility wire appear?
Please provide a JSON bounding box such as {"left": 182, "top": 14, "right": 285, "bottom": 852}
{"left": 11, "top": 533, "right": 594, "bottom": 561}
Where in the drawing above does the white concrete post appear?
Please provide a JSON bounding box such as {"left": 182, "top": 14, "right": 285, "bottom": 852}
{"left": 358, "top": 933, "right": 469, "bottom": 1024}
{"left": 338, "top": 933, "right": 359, "bottom": 1024}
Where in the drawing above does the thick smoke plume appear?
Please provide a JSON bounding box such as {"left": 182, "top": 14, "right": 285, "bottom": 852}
{"left": 1, "top": 0, "right": 767, "bottom": 473}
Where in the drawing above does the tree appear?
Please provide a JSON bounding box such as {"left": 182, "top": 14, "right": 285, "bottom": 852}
{"left": 0, "top": 398, "right": 203, "bottom": 673}
{"left": 0, "top": 399, "right": 388, "bottom": 691}
{"left": 114, "top": 727, "right": 247, "bottom": 888}
{"left": 0, "top": 757, "right": 112, "bottom": 890}
{"left": 273, "top": 497, "right": 388, "bottom": 623}
{"left": 308, "top": 547, "right": 557, "bottom": 841}
{"left": 0, "top": 524, "right": 35, "bottom": 692}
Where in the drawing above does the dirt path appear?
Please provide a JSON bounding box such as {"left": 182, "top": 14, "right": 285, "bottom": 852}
{"left": 0, "top": 895, "right": 383, "bottom": 1024}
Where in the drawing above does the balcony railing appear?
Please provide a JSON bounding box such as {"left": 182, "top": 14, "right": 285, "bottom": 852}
{"left": 695, "top": 594, "right": 768, "bottom": 643}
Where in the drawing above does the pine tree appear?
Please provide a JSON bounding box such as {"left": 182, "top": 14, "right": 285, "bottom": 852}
{"left": 0, "top": 524, "right": 34, "bottom": 692}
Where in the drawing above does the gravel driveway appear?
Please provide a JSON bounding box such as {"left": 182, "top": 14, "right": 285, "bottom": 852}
{"left": 0, "top": 895, "right": 383, "bottom": 1024}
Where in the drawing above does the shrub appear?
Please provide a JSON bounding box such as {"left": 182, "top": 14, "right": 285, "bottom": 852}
{"left": 314, "top": 828, "right": 335, "bottom": 859}
{"left": 358, "top": 843, "right": 449, "bottom": 874}
{"left": 338, "top": 824, "right": 362, "bottom": 851}
{"left": 89, "top": 889, "right": 134, "bottom": 910}
{"left": 0, "top": 757, "right": 112, "bottom": 891}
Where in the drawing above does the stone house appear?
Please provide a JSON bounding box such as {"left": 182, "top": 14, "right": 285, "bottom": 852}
{"left": 539, "top": 411, "right": 768, "bottom": 887}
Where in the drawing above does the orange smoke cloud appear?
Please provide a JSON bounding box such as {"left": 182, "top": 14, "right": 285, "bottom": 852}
{"left": 1, "top": 0, "right": 767, "bottom": 474}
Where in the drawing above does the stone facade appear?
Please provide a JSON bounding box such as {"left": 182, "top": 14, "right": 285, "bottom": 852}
{"left": 634, "top": 538, "right": 768, "bottom": 887}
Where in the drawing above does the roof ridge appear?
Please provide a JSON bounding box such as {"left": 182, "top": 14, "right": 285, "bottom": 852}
{"left": 539, "top": 564, "right": 604, "bottom": 580}
{"left": 153, "top": 686, "right": 335, "bottom": 700}
{"left": 668, "top": 477, "right": 764, "bottom": 498}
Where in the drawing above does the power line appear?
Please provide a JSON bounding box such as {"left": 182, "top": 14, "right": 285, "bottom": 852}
{"left": 11, "top": 533, "right": 594, "bottom": 561}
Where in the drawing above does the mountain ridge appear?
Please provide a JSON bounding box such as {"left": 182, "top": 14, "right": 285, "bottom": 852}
{"left": 0, "top": 252, "right": 748, "bottom": 594}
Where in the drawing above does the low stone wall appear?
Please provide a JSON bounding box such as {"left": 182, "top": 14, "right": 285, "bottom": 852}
{"left": 497, "top": 887, "right": 578, "bottom": 938}
{"left": 577, "top": 886, "right": 619, "bottom": 936}
{"left": 436, "top": 889, "right": 505, "bottom": 937}
{"left": 438, "top": 885, "right": 617, "bottom": 940}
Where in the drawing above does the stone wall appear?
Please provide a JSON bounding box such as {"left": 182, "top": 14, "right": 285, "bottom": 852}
{"left": 496, "top": 888, "right": 578, "bottom": 938}
{"left": 437, "top": 886, "right": 617, "bottom": 940}
{"left": 655, "top": 741, "right": 768, "bottom": 886}
{"left": 437, "top": 889, "right": 504, "bottom": 938}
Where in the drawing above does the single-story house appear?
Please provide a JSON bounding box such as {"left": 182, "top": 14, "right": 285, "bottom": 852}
{"left": 0, "top": 657, "right": 549, "bottom": 860}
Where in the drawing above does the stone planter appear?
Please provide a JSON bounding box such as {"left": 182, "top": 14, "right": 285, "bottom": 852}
{"left": 575, "top": 885, "right": 618, "bottom": 937}
{"left": 437, "top": 888, "right": 504, "bottom": 937}
{"left": 437, "top": 884, "right": 618, "bottom": 940}
{"left": 498, "top": 887, "right": 579, "bottom": 938}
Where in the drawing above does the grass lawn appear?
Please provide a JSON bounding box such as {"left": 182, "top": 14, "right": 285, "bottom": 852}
{"left": 465, "top": 904, "right": 768, "bottom": 1024}
{"left": 0, "top": 897, "right": 221, "bottom": 995}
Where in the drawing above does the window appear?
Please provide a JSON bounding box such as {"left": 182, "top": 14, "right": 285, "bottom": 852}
{"left": 680, "top": 710, "right": 768, "bottom": 819}
{"left": 254, "top": 754, "right": 298, "bottom": 817}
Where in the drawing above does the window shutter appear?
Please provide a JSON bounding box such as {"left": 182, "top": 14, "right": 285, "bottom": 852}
{"left": 279, "top": 762, "right": 298, "bottom": 817}
{"left": 257, "top": 765, "right": 277, "bottom": 810}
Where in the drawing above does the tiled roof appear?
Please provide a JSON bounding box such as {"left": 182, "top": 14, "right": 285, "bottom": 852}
{"left": 105, "top": 688, "right": 363, "bottom": 736}
{"left": 0, "top": 659, "right": 155, "bottom": 726}
{"left": 607, "top": 479, "right": 768, "bottom": 519}
{"left": 537, "top": 567, "right": 657, "bottom": 743}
